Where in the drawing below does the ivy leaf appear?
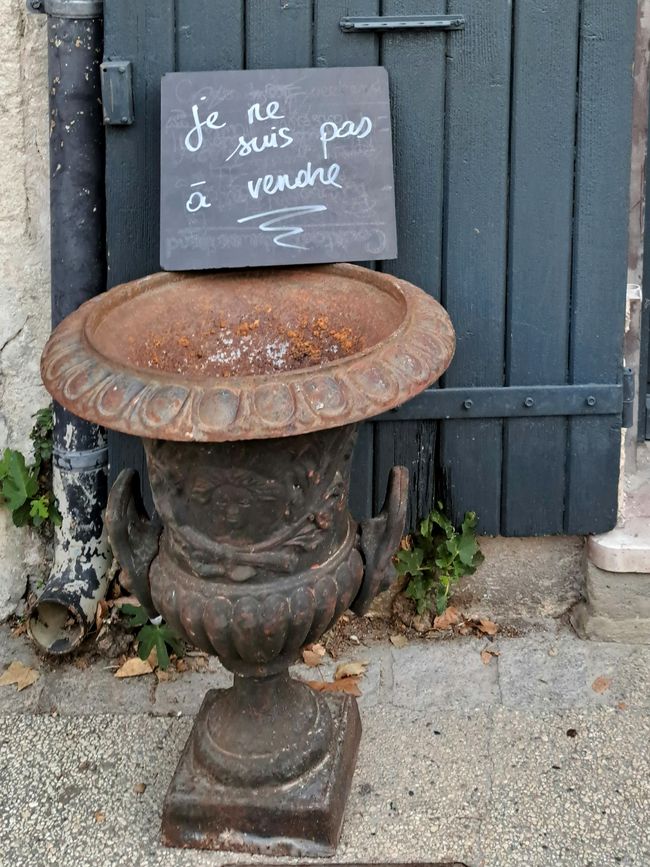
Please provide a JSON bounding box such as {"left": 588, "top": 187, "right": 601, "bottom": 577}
{"left": 155, "top": 633, "right": 170, "bottom": 670}
{"left": 457, "top": 532, "right": 480, "bottom": 567}
{"left": 435, "top": 588, "right": 449, "bottom": 616}
{"left": 12, "top": 501, "right": 32, "bottom": 528}
{"left": 158, "top": 625, "right": 184, "bottom": 659}
{"left": 0, "top": 450, "right": 38, "bottom": 511}
{"left": 121, "top": 603, "right": 149, "bottom": 627}
{"left": 136, "top": 625, "right": 158, "bottom": 661}
{"left": 49, "top": 502, "right": 62, "bottom": 527}
{"left": 30, "top": 496, "right": 50, "bottom": 523}
{"left": 430, "top": 507, "right": 455, "bottom": 539}
{"left": 395, "top": 548, "right": 425, "bottom": 577}
{"left": 30, "top": 407, "right": 54, "bottom": 465}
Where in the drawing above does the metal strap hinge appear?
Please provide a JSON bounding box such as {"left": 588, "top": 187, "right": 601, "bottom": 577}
{"left": 379, "top": 382, "right": 628, "bottom": 422}
{"left": 340, "top": 15, "right": 465, "bottom": 33}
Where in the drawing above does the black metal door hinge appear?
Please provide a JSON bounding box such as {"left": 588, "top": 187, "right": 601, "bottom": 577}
{"left": 378, "top": 381, "right": 630, "bottom": 423}
{"left": 100, "top": 60, "right": 134, "bottom": 126}
{"left": 340, "top": 15, "right": 465, "bottom": 33}
{"left": 622, "top": 367, "right": 635, "bottom": 429}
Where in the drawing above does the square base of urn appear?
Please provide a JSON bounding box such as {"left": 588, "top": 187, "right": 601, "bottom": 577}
{"left": 161, "top": 687, "right": 362, "bottom": 857}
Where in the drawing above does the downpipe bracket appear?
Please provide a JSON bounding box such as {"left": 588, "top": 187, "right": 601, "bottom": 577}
{"left": 27, "top": 0, "right": 103, "bottom": 18}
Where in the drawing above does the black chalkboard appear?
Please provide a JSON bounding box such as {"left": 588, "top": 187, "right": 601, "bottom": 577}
{"left": 160, "top": 67, "right": 397, "bottom": 270}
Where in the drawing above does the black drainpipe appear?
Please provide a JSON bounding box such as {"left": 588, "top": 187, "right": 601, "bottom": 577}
{"left": 26, "top": 0, "right": 111, "bottom": 654}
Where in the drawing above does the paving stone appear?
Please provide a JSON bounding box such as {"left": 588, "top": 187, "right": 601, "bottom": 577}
{"left": 390, "top": 639, "right": 500, "bottom": 710}
{"left": 291, "top": 652, "right": 384, "bottom": 707}
{"left": 481, "top": 707, "right": 650, "bottom": 867}
{"left": 0, "top": 629, "right": 46, "bottom": 713}
{"left": 152, "top": 666, "right": 232, "bottom": 716}
{"left": 36, "top": 663, "right": 156, "bottom": 716}
{"left": 496, "top": 631, "right": 650, "bottom": 712}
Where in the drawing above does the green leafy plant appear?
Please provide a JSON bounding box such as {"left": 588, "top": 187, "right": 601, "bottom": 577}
{"left": 0, "top": 407, "right": 60, "bottom": 529}
{"left": 121, "top": 603, "right": 184, "bottom": 670}
{"left": 395, "top": 504, "right": 484, "bottom": 616}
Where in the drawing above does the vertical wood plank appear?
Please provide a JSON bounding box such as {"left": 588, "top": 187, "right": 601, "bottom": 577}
{"left": 501, "top": 0, "right": 580, "bottom": 536}
{"left": 105, "top": 0, "right": 175, "bottom": 499}
{"left": 439, "top": 0, "right": 512, "bottom": 535}
{"left": 373, "top": 0, "right": 447, "bottom": 530}
{"left": 565, "top": 0, "right": 636, "bottom": 533}
{"left": 314, "top": 0, "right": 379, "bottom": 67}
{"left": 246, "top": 0, "right": 313, "bottom": 69}
{"left": 105, "top": 0, "right": 175, "bottom": 284}
{"left": 314, "top": 0, "right": 380, "bottom": 520}
{"left": 176, "top": 0, "right": 244, "bottom": 71}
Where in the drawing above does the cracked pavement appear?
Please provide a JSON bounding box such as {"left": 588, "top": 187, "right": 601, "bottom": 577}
{"left": 1, "top": 623, "right": 649, "bottom": 866}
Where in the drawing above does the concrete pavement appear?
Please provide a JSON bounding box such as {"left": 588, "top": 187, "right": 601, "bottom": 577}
{"left": 0, "top": 624, "right": 649, "bottom": 867}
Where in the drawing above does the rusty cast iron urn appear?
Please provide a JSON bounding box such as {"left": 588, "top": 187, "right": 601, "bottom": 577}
{"left": 41, "top": 264, "right": 455, "bottom": 855}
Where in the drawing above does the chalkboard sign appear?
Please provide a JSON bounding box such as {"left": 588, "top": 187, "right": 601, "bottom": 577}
{"left": 160, "top": 67, "right": 397, "bottom": 270}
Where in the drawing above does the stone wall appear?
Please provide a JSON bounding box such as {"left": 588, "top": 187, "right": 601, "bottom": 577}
{"left": 0, "top": 1, "right": 51, "bottom": 619}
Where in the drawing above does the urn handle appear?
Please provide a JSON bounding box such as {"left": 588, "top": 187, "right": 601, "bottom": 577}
{"left": 351, "top": 465, "right": 408, "bottom": 616}
{"left": 105, "top": 469, "right": 162, "bottom": 617}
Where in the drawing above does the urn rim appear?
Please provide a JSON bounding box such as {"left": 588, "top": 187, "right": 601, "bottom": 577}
{"left": 40, "top": 263, "right": 455, "bottom": 442}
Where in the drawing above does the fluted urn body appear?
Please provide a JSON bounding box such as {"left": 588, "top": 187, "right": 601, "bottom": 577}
{"left": 41, "top": 264, "right": 455, "bottom": 855}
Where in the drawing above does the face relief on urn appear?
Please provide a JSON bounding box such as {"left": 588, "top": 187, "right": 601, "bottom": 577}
{"left": 40, "top": 264, "right": 455, "bottom": 855}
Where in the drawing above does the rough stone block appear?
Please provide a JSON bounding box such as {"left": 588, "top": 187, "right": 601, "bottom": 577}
{"left": 571, "top": 560, "right": 650, "bottom": 645}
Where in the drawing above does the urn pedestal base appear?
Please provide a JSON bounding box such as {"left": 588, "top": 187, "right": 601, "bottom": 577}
{"left": 161, "top": 688, "right": 362, "bottom": 856}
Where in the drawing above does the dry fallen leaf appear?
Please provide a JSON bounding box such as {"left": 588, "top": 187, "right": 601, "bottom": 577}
{"left": 480, "top": 648, "right": 500, "bottom": 665}
{"left": 11, "top": 620, "right": 29, "bottom": 638}
{"left": 617, "top": 701, "right": 628, "bottom": 711}
{"left": 477, "top": 618, "right": 499, "bottom": 636}
{"left": 302, "top": 643, "right": 326, "bottom": 667}
{"left": 111, "top": 595, "right": 140, "bottom": 609}
{"left": 146, "top": 647, "right": 159, "bottom": 670}
{"left": 114, "top": 657, "right": 153, "bottom": 679}
{"left": 334, "top": 660, "right": 368, "bottom": 680}
{"left": 390, "top": 634, "right": 409, "bottom": 649}
{"left": 94, "top": 811, "right": 106, "bottom": 823}
{"left": 433, "top": 606, "right": 460, "bottom": 630}
{"left": 133, "top": 782, "right": 147, "bottom": 795}
{"left": 307, "top": 677, "right": 362, "bottom": 697}
{"left": 95, "top": 599, "right": 110, "bottom": 631}
{"left": 0, "top": 661, "right": 40, "bottom": 692}
{"left": 591, "top": 675, "right": 612, "bottom": 694}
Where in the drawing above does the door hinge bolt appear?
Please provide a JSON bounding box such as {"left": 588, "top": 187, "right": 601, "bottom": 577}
{"left": 586, "top": 396, "right": 597, "bottom": 407}
{"left": 524, "top": 397, "right": 535, "bottom": 408}
{"left": 463, "top": 399, "right": 473, "bottom": 410}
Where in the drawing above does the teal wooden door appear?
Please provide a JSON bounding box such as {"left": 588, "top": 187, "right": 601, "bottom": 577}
{"left": 104, "top": 0, "right": 636, "bottom": 535}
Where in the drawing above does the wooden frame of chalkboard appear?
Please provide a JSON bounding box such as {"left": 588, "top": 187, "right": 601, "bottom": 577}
{"left": 160, "top": 67, "right": 397, "bottom": 270}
